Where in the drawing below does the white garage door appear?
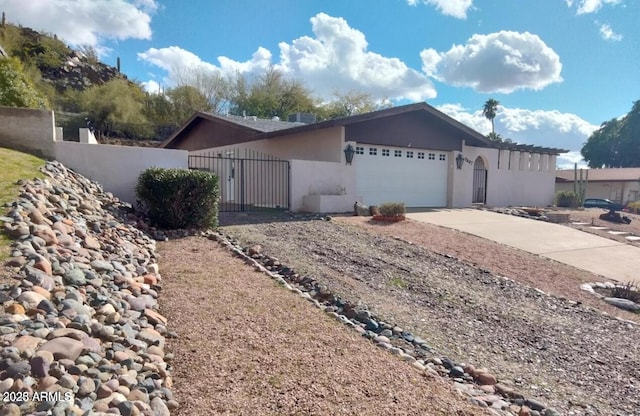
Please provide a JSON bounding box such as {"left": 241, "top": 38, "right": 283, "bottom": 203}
{"left": 355, "top": 145, "right": 448, "bottom": 207}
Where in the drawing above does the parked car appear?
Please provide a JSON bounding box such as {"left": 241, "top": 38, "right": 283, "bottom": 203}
{"left": 583, "top": 198, "right": 625, "bottom": 211}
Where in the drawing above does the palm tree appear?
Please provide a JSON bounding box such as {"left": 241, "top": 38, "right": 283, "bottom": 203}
{"left": 482, "top": 99, "right": 500, "bottom": 136}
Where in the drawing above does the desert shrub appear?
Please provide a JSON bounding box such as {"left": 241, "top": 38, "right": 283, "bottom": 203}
{"left": 627, "top": 201, "right": 640, "bottom": 214}
{"left": 555, "top": 190, "right": 578, "bottom": 208}
{"left": 612, "top": 282, "right": 640, "bottom": 304}
{"left": 136, "top": 167, "right": 219, "bottom": 229}
{"left": 378, "top": 201, "right": 406, "bottom": 217}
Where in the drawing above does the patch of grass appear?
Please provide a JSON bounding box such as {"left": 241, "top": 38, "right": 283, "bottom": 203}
{"left": 0, "top": 148, "right": 45, "bottom": 261}
{"left": 388, "top": 277, "right": 408, "bottom": 289}
{"left": 267, "top": 374, "right": 284, "bottom": 388}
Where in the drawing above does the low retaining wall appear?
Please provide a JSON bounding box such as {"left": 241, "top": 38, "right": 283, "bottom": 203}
{"left": 54, "top": 141, "right": 188, "bottom": 204}
{"left": 0, "top": 106, "right": 56, "bottom": 159}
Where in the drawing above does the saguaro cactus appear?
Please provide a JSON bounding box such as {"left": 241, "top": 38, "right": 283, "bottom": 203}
{"left": 573, "top": 163, "right": 589, "bottom": 207}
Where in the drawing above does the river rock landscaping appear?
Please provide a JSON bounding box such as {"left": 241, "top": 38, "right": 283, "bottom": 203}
{"left": 0, "top": 161, "right": 174, "bottom": 415}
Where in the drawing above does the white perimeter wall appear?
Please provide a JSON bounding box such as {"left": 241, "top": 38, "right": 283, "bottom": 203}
{"left": 452, "top": 143, "right": 557, "bottom": 207}
{"left": 290, "top": 157, "right": 359, "bottom": 212}
{"left": 55, "top": 142, "right": 188, "bottom": 204}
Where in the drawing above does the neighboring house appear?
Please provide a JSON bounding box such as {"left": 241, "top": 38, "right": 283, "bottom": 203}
{"left": 556, "top": 168, "right": 640, "bottom": 205}
{"left": 161, "top": 102, "right": 567, "bottom": 213}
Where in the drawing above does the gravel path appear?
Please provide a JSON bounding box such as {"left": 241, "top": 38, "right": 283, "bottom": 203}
{"left": 217, "top": 213, "right": 640, "bottom": 415}
{"left": 157, "top": 236, "right": 484, "bottom": 416}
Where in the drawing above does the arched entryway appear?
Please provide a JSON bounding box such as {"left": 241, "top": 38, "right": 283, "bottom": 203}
{"left": 472, "top": 157, "right": 487, "bottom": 204}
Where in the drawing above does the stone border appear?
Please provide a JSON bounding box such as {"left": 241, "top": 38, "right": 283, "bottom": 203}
{"left": 580, "top": 282, "right": 640, "bottom": 314}
{"left": 205, "top": 229, "right": 562, "bottom": 416}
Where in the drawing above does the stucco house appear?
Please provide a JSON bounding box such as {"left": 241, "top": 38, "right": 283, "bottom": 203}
{"left": 161, "top": 102, "right": 567, "bottom": 213}
{"left": 556, "top": 168, "right": 640, "bottom": 205}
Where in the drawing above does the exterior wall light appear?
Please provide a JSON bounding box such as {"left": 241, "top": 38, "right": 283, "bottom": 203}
{"left": 456, "top": 153, "right": 464, "bottom": 170}
{"left": 344, "top": 144, "right": 356, "bottom": 165}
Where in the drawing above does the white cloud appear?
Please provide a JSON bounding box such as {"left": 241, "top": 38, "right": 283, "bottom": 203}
{"left": 436, "top": 103, "right": 598, "bottom": 151}
{"left": 599, "top": 23, "right": 623, "bottom": 41}
{"left": 138, "top": 13, "right": 436, "bottom": 102}
{"left": 557, "top": 151, "right": 588, "bottom": 169}
{"left": 137, "top": 45, "right": 272, "bottom": 89}
{"left": 406, "top": 0, "right": 474, "bottom": 19}
{"left": 141, "top": 79, "right": 161, "bottom": 94}
{"left": 139, "top": 46, "right": 224, "bottom": 76}
{"left": 0, "top": 0, "right": 157, "bottom": 47}
{"left": 566, "top": 0, "right": 622, "bottom": 14}
{"left": 276, "top": 13, "right": 436, "bottom": 101}
{"left": 421, "top": 31, "right": 563, "bottom": 93}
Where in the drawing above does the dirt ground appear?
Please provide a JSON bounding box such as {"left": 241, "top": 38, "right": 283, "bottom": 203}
{"left": 157, "top": 236, "right": 485, "bottom": 416}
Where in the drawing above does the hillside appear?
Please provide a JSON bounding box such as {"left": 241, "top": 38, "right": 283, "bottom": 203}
{"left": 0, "top": 20, "right": 125, "bottom": 94}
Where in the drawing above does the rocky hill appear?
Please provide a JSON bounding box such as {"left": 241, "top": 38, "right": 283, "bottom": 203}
{"left": 0, "top": 22, "right": 126, "bottom": 93}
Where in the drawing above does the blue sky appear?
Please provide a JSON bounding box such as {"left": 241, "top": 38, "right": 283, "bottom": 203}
{"left": 2, "top": 0, "right": 639, "bottom": 167}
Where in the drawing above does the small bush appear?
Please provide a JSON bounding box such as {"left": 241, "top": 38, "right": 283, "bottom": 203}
{"left": 627, "top": 201, "right": 640, "bottom": 214}
{"left": 378, "top": 201, "right": 406, "bottom": 217}
{"left": 136, "top": 167, "right": 219, "bottom": 229}
{"left": 612, "top": 282, "right": 640, "bottom": 304}
{"left": 555, "top": 191, "right": 578, "bottom": 208}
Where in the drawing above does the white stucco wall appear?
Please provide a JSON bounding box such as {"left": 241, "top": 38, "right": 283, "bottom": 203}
{"left": 452, "top": 143, "right": 557, "bottom": 207}
{"left": 290, "top": 156, "right": 359, "bottom": 213}
{"left": 54, "top": 142, "right": 188, "bottom": 204}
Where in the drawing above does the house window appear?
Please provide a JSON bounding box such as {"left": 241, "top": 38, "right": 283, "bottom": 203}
{"left": 394, "top": 150, "right": 402, "bottom": 157}
{"left": 355, "top": 146, "right": 364, "bottom": 155}
{"left": 428, "top": 153, "right": 435, "bottom": 160}
{"left": 418, "top": 152, "right": 425, "bottom": 159}
{"left": 382, "top": 149, "right": 390, "bottom": 156}
{"left": 406, "top": 151, "right": 414, "bottom": 158}
{"left": 369, "top": 147, "right": 378, "bottom": 156}
{"left": 439, "top": 154, "right": 446, "bottom": 161}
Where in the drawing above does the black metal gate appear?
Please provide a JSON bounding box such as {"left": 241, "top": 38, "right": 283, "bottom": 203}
{"left": 472, "top": 157, "right": 487, "bottom": 204}
{"left": 188, "top": 153, "right": 290, "bottom": 212}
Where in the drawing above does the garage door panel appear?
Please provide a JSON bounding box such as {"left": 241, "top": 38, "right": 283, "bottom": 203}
{"left": 355, "top": 148, "right": 447, "bottom": 207}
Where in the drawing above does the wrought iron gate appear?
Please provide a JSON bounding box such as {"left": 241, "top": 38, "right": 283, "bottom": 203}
{"left": 472, "top": 157, "right": 487, "bottom": 204}
{"left": 188, "top": 153, "right": 290, "bottom": 212}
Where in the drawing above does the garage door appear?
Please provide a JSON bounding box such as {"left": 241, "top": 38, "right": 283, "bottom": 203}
{"left": 355, "top": 145, "right": 448, "bottom": 207}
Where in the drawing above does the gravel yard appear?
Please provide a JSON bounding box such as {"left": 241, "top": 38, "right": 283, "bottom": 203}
{"left": 213, "top": 212, "right": 640, "bottom": 415}
{"left": 557, "top": 208, "right": 640, "bottom": 246}
{"left": 157, "top": 236, "right": 484, "bottom": 416}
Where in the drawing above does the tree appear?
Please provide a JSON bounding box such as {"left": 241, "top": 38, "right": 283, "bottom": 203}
{"left": 581, "top": 100, "right": 640, "bottom": 168}
{"left": 173, "top": 67, "right": 230, "bottom": 114}
{"left": 0, "top": 57, "right": 48, "bottom": 108}
{"left": 482, "top": 98, "right": 499, "bottom": 136}
{"left": 166, "top": 85, "right": 213, "bottom": 123}
{"left": 81, "top": 79, "right": 148, "bottom": 138}
{"left": 316, "top": 90, "right": 388, "bottom": 120}
{"left": 229, "top": 67, "right": 317, "bottom": 119}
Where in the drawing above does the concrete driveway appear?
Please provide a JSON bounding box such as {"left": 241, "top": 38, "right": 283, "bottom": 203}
{"left": 406, "top": 209, "right": 640, "bottom": 284}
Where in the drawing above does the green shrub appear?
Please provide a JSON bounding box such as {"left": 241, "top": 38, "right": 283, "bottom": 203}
{"left": 378, "top": 201, "right": 405, "bottom": 217}
{"left": 627, "top": 201, "right": 640, "bottom": 214}
{"left": 136, "top": 167, "right": 219, "bottom": 229}
{"left": 555, "top": 190, "right": 578, "bottom": 208}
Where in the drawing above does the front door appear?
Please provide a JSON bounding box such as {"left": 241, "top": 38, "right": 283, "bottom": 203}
{"left": 472, "top": 157, "right": 487, "bottom": 204}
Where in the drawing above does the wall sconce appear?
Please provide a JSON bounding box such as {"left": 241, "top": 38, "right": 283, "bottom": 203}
{"left": 456, "top": 153, "right": 464, "bottom": 170}
{"left": 344, "top": 144, "right": 355, "bottom": 165}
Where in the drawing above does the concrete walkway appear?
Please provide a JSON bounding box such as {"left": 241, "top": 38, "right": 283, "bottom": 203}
{"left": 406, "top": 209, "right": 640, "bottom": 284}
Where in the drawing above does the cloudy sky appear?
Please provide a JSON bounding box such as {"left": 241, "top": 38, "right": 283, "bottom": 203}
{"left": 2, "top": 0, "right": 638, "bottom": 167}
